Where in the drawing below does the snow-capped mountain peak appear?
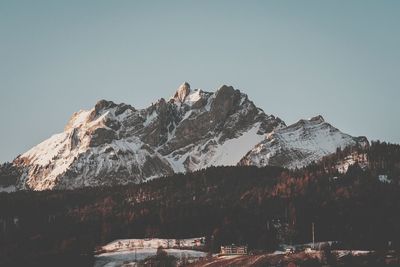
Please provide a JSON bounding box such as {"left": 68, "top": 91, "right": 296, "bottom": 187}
{"left": 7, "top": 83, "right": 367, "bottom": 190}
{"left": 239, "top": 115, "right": 368, "bottom": 169}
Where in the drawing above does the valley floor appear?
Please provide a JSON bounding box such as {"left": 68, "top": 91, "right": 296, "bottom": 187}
{"left": 189, "top": 250, "right": 400, "bottom": 267}
{"left": 94, "top": 237, "right": 400, "bottom": 267}
{"left": 95, "top": 248, "right": 207, "bottom": 267}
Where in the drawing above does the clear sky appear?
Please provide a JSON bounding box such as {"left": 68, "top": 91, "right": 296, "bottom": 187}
{"left": 0, "top": 0, "right": 399, "bottom": 163}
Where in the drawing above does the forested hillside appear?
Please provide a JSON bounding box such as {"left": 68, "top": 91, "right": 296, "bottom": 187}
{"left": 0, "top": 142, "right": 399, "bottom": 266}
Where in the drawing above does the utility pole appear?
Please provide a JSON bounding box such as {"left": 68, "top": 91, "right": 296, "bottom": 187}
{"left": 312, "top": 222, "right": 315, "bottom": 249}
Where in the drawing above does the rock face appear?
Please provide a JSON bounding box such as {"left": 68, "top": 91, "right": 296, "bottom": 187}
{"left": 174, "top": 82, "right": 191, "bottom": 103}
{"left": 5, "top": 83, "right": 368, "bottom": 190}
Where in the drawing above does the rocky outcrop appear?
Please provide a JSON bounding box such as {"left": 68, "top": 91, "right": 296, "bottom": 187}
{"left": 174, "top": 82, "right": 191, "bottom": 103}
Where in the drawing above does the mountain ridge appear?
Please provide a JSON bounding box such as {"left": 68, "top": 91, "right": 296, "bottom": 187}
{"left": 2, "top": 83, "right": 367, "bottom": 190}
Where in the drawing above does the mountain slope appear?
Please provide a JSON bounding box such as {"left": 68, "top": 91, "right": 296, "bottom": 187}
{"left": 14, "top": 101, "right": 175, "bottom": 190}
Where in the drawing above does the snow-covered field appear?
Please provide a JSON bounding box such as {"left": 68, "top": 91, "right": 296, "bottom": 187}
{"left": 0, "top": 185, "right": 16, "bottom": 193}
{"left": 95, "top": 237, "right": 207, "bottom": 267}
{"left": 95, "top": 248, "right": 207, "bottom": 267}
{"left": 100, "top": 237, "right": 205, "bottom": 251}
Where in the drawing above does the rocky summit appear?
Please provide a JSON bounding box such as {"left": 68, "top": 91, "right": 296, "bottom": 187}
{"left": 3, "top": 83, "right": 367, "bottom": 190}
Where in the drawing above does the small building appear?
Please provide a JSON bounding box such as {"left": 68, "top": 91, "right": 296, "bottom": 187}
{"left": 220, "top": 244, "right": 248, "bottom": 255}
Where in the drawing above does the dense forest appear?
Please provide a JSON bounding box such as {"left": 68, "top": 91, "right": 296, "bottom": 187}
{"left": 0, "top": 141, "right": 399, "bottom": 266}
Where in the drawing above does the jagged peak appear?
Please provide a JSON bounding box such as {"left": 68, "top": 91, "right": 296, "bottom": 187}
{"left": 171, "top": 83, "right": 250, "bottom": 107}
{"left": 215, "top": 84, "right": 234, "bottom": 94}
{"left": 65, "top": 99, "right": 137, "bottom": 131}
{"left": 309, "top": 115, "right": 325, "bottom": 123}
{"left": 95, "top": 99, "right": 117, "bottom": 112}
{"left": 293, "top": 115, "right": 326, "bottom": 127}
{"left": 174, "top": 82, "right": 191, "bottom": 102}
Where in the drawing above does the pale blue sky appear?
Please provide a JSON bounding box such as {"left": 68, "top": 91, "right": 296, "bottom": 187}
{"left": 1, "top": 0, "right": 399, "bottom": 162}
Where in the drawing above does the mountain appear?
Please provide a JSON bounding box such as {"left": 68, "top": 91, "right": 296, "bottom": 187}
{"left": 3, "top": 83, "right": 367, "bottom": 190}
{"left": 239, "top": 115, "right": 369, "bottom": 169}
{"left": 10, "top": 83, "right": 283, "bottom": 190}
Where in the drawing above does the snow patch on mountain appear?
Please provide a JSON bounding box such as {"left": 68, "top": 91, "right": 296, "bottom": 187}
{"left": 0, "top": 185, "right": 16, "bottom": 193}
{"left": 204, "top": 123, "right": 265, "bottom": 167}
{"left": 143, "top": 110, "right": 158, "bottom": 126}
{"left": 185, "top": 89, "right": 202, "bottom": 106}
{"left": 164, "top": 123, "right": 265, "bottom": 172}
{"left": 335, "top": 153, "right": 368, "bottom": 173}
